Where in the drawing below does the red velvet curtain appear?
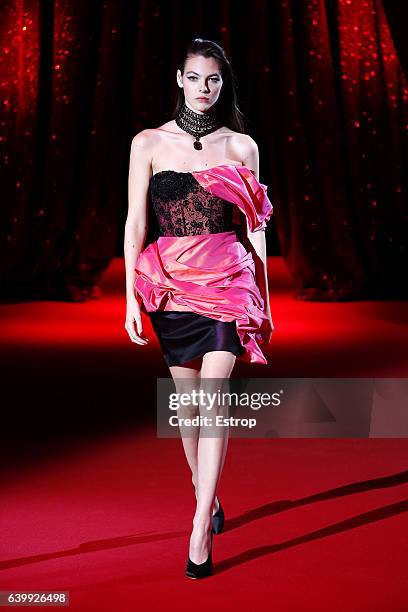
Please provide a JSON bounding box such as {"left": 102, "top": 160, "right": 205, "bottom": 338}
{"left": 1, "top": 0, "right": 407, "bottom": 301}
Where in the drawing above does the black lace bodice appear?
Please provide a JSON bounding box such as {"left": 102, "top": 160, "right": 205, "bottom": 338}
{"left": 150, "top": 170, "right": 236, "bottom": 237}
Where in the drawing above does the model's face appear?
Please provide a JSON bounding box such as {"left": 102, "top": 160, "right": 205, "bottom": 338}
{"left": 177, "top": 55, "right": 223, "bottom": 114}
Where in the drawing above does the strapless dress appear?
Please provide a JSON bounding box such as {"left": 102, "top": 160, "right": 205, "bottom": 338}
{"left": 133, "top": 164, "right": 273, "bottom": 366}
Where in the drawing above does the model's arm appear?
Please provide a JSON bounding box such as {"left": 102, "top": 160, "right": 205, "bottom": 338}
{"left": 124, "top": 130, "right": 152, "bottom": 345}
{"left": 238, "top": 136, "right": 273, "bottom": 336}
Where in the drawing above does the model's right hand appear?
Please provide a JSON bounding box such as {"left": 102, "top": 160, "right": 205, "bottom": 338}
{"left": 125, "top": 297, "right": 149, "bottom": 345}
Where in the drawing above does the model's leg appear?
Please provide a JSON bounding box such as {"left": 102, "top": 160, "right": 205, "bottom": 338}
{"left": 169, "top": 358, "right": 201, "bottom": 492}
{"left": 188, "top": 350, "right": 237, "bottom": 564}
{"left": 169, "top": 357, "right": 224, "bottom": 516}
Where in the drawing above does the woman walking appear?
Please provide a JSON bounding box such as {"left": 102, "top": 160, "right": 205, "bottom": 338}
{"left": 124, "top": 38, "right": 274, "bottom": 578}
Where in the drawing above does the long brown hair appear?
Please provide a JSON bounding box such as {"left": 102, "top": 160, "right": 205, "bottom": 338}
{"left": 171, "top": 38, "right": 247, "bottom": 133}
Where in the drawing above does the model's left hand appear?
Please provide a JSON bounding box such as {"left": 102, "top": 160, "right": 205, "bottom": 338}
{"left": 258, "top": 313, "right": 274, "bottom": 346}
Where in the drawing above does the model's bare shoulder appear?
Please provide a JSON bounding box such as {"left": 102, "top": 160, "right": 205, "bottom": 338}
{"left": 133, "top": 123, "right": 179, "bottom": 149}
{"left": 131, "top": 128, "right": 161, "bottom": 150}
{"left": 130, "top": 129, "right": 165, "bottom": 173}
{"left": 140, "top": 120, "right": 179, "bottom": 139}
{"left": 229, "top": 132, "right": 259, "bottom": 159}
{"left": 227, "top": 132, "right": 259, "bottom": 176}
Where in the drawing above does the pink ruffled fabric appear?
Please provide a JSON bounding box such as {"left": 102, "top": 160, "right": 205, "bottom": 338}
{"left": 134, "top": 164, "right": 273, "bottom": 364}
{"left": 192, "top": 164, "right": 273, "bottom": 232}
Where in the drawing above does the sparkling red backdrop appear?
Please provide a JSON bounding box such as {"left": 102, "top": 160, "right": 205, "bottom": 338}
{"left": 0, "top": 0, "right": 407, "bottom": 301}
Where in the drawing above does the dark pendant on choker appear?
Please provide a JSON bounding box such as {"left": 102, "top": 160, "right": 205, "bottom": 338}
{"left": 175, "top": 102, "right": 221, "bottom": 150}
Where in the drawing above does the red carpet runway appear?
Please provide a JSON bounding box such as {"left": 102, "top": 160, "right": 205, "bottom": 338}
{"left": 0, "top": 257, "right": 407, "bottom": 611}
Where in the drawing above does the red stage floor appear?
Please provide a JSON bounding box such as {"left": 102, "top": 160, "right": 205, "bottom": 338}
{"left": 0, "top": 257, "right": 407, "bottom": 610}
{"left": 1, "top": 430, "right": 407, "bottom": 611}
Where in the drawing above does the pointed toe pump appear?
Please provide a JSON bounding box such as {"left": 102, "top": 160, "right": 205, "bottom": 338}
{"left": 186, "top": 530, "right": 213, "bottom": 579}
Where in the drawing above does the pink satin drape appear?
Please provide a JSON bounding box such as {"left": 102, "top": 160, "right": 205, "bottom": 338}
{"left": 134, "top": 164, "right": 273, "bottom": 364}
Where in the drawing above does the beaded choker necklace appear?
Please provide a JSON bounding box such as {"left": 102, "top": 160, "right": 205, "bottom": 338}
{"left": 175, "top": 102, "right": 222, "bottom": 150}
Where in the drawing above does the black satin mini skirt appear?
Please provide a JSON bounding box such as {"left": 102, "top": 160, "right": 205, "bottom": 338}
{"left": 148, "top": 311, "right": 244, "bottom": 367}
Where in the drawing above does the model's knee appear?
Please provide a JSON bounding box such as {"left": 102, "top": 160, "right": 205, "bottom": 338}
{"left": 200, "top": 351, "right": 236, "bottom": 379}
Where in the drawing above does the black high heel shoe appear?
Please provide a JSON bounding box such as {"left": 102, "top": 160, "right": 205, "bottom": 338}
{"left": 192, "top": 484, "right": 225, "bottom": 534}
{"left": 186, "top": 529, "right": 213, "bottom": 579}
{"left": 212, "top": 498, "right": 225, "bottom": 535}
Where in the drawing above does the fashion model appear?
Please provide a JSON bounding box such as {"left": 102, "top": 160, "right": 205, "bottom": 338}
{"left": 124, "top": 38, "right": 274, "bottom": 579}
